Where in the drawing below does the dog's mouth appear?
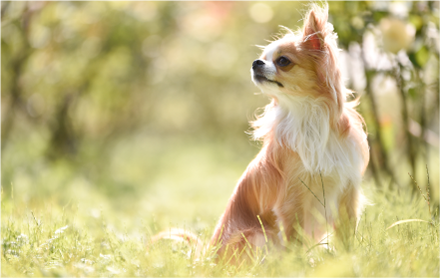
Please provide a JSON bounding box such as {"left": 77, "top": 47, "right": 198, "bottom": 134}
{"left": 254, "top": 74, "right": 284, "bottom": 88}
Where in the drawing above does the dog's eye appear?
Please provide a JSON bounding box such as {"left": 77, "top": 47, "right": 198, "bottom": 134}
{"left": 276, "top": 56, "right": 291, "bottom": 67}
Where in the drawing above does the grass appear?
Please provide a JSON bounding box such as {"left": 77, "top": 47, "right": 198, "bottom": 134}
{"left": 2, "top": 134, "right": 439, "bottom": 277}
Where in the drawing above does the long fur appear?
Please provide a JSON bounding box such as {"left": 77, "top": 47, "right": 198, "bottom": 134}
{"left": 151, "top": 4, "right": 370, "bottom": 263}
{"left": 210, "top": 3, "right": 369, "bottom": 260}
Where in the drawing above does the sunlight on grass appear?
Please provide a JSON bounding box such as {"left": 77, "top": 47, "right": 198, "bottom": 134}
{"left": 2, "top": 138, "right": 439, "bottom": 277}
{"left": 2, "top": 1, "right": 439, "bottom": 276}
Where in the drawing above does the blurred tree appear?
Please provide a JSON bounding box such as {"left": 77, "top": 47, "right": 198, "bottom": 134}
{"left": 329, "top": 1, "right": 439, "bottom": 193}
{"left": 1, "top": 1, "right": 438, "bottom": 197}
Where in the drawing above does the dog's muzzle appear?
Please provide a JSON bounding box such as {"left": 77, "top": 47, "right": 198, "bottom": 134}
{"left": 251, "top": 59, "right": 284, "bottom": 88}
{"left": 252, "top": 59, "right": 265, "bottom": 70}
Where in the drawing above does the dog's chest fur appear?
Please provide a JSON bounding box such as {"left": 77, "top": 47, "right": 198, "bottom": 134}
{"left": 254, "top": 97, "right": 365, "bottom": 241}
{"left": 255, "top": 97, "right": 364, "bottom": 179}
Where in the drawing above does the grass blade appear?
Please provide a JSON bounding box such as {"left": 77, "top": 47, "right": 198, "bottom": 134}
{"left": 299, "top": 178, "right": 324, "bottom": 207}
{"left": 386, "top": 219, "right": 430, "bottom": 230}
{"left": 256, "top": 215, "right": 268, "bottom": 243}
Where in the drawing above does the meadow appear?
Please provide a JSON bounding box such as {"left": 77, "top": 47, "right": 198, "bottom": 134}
{"left": 2, "top": 134, "right": 439, "bottom": 277}
{"left": 2, "top": 1, "right": 439, "bottom": 277}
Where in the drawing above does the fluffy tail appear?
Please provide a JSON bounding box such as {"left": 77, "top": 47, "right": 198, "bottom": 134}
{"left": 150, "top": 228, "right": 204, "bottom": 256}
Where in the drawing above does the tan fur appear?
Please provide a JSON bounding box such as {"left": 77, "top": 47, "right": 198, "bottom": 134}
{"left": 210, "top": 4, "right": 369, "bottom": 262}
{"left": 151, "top": 4, "right": 369, "bottom": 264}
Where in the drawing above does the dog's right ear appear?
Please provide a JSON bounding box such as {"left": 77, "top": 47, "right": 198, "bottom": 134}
{"left": 303, "top": 5, "right": 329, "bottom": 51}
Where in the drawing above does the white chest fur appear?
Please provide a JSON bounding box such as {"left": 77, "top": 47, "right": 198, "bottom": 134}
{"left": 253, "top": 96, "right": 365, "bottom": 189}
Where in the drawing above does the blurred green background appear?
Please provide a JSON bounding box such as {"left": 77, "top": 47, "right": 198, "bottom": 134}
{"left": 2, "top": 1, "right": 439, "bottom": 232}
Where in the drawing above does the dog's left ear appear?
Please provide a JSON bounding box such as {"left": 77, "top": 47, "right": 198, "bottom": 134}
{"left": 303, "top": 6, "right": 328, "bottom": 50}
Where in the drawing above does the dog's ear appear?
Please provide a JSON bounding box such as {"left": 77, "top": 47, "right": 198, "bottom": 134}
{"left": 303, "top": 6, "right": 328, "bottom": 50}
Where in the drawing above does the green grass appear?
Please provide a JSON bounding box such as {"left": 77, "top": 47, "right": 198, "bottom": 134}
{"left": 2, "top": 135, "right": 439, "bottom": 277}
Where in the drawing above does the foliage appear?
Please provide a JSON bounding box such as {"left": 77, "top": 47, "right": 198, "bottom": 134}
{"left": 1, "top": 1, "right": 439, "bottom": 276}
{"left": 2, "top": 164, "right": 439, "bottom": 277}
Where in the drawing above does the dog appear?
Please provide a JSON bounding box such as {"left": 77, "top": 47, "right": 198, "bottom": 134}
{"left": 152, "top": 4, "right": 369, "bottom": 263}
{"left": 209, "top": 4, "right": 369, "bottom": 260}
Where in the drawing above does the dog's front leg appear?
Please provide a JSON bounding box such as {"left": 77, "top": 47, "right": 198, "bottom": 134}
{"left": 334, "top": 183, "right": 363, "bottom": 250}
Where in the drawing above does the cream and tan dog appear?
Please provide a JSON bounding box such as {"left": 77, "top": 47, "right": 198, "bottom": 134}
{"left": 153, "top": 4, "right": 369, "bottom": 262}
{"left": 209, "top": 4, "right": 369, "bottom": 259}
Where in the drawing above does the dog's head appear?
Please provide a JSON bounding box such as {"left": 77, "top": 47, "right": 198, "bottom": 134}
{"left": 251, "top": 4, "right": 345, "bottom": 113}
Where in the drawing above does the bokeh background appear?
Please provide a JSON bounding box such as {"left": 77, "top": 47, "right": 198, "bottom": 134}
{"left": 2, "top": 1, "right": 439, "bottom": 233}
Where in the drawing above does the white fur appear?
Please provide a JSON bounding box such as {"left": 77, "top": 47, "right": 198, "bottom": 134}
{"left": 253, "top": 93, "right": 364, "bottom": 184}
{"left": 251, "top": 38, "right": 290, "bottom": 83}
{"left": 252, "top": 37, "right": 366, "bottom": 187}
{"left": 262, "top": 40, "right": 281, "bottom": 79}
{"left": 250, "top": 34, "right": 368, "bottom": 242}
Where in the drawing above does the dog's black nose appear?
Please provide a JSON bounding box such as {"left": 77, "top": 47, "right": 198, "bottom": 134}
{"left": 252, "top": 59, "right": 265, "bottom": 69}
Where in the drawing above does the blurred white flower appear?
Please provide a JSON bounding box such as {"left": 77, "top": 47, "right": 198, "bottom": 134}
{"left": 388, "top": 2, "right": 410, "bottom": 17}
{"left": 380, "top": 17, "right": 415, "bottom": 54}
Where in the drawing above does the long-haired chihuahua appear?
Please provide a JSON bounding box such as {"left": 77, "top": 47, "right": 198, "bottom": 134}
{"left": 153, "top": 3, "right": 369, "bottom": 263}
{"left": 209, "top": 3, "right": 369, "bottom": 259}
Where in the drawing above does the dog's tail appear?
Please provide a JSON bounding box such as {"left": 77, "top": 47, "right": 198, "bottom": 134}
{"left": 150, "top": 228, "right": 204, "bottom": 256}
